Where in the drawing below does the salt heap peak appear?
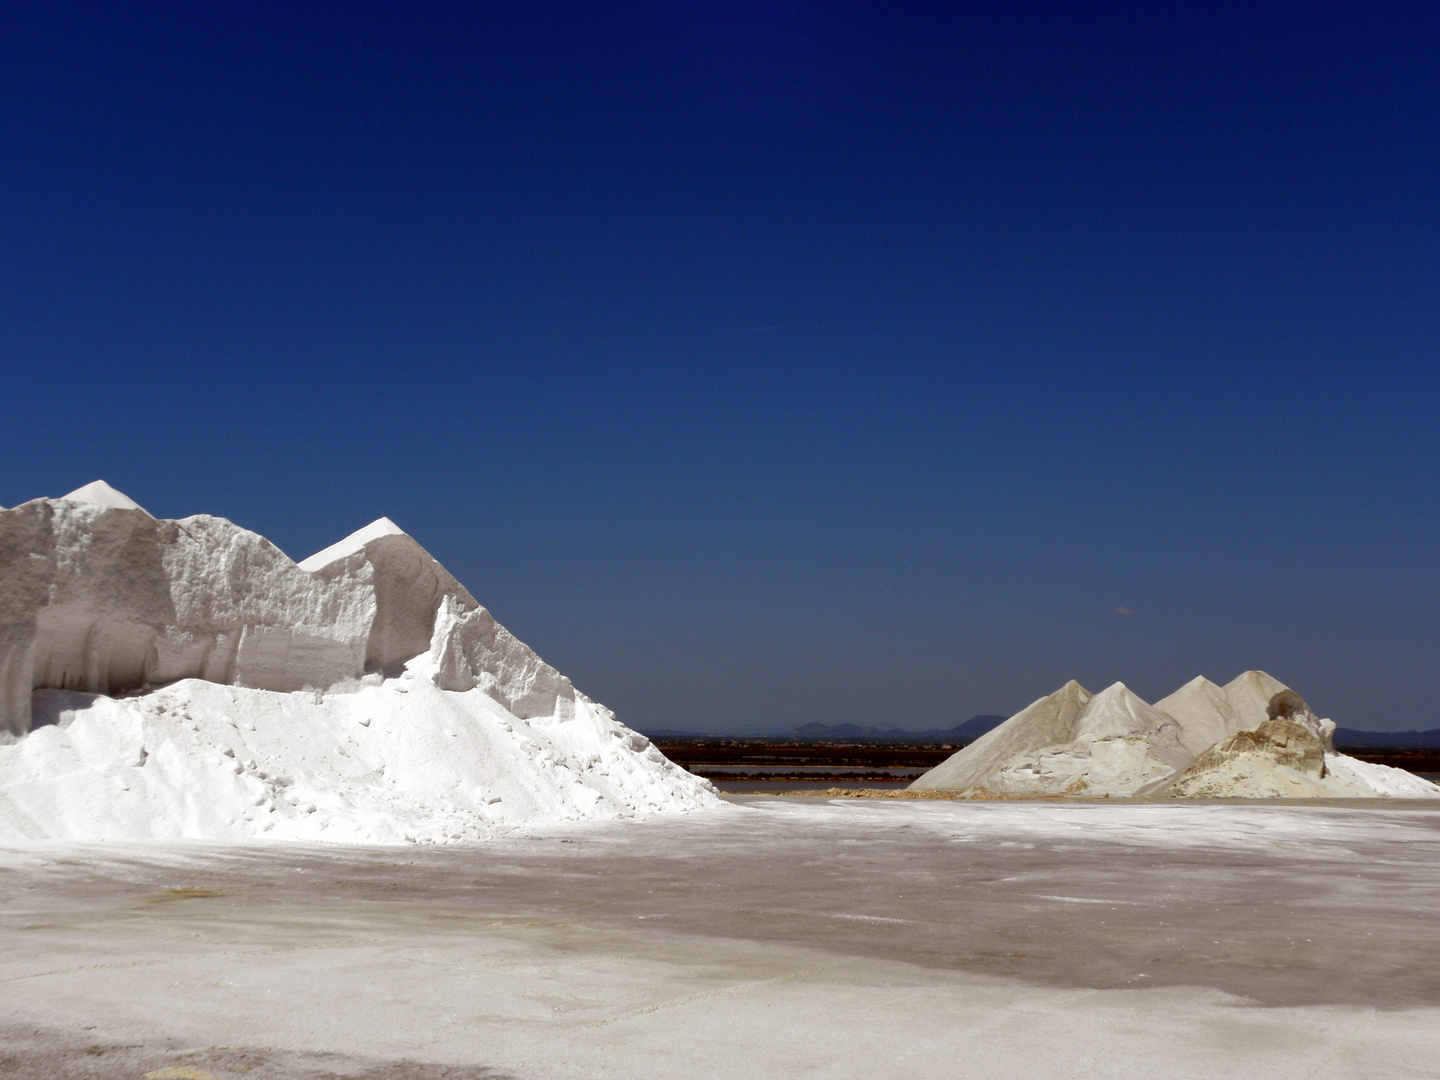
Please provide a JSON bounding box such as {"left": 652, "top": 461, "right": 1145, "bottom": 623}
{"left": 1153, "top": 676, "right": 1248, "bottom": 757}
{"left": 59, "top": 480, "right": 151, "bottom": 517}
{"left": 1222, "top": 670, "right": 1291, "bottom": 729}
{"left": 300, "top": 517, "right": 479, "bottom": 676}
{"left": 298, "top": 517, "right": 408, "bottom": 572}
{"left": 912, "top": 680, "right": 1190, "bottom": 796}
{"left": 910, "top": 679, "right": 1091, "bottom": 794}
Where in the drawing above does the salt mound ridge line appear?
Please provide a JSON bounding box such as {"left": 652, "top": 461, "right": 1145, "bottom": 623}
{"left": 0, "top": 482, "right": 720, "bottom": 841}
{"left": 913, "top": 673, "right": 1440, "bottom": 799}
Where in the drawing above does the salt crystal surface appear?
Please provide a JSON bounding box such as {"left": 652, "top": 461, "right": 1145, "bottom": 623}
{"left": 57, "top": 479, "right": 152, "bottom": 516}
{"left": 0, "top": 483, "right": 721, "bottom": 841}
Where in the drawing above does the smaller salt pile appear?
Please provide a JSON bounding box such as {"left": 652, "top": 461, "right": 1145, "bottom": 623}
{"left": 909, "top": 681, "right": 1192, "bottom": 796}
{"left": 913, "top": 672, "right": 1440, "bottom": 799}
{"left": 0, "top": 482, "right": 720, "bottom": 842}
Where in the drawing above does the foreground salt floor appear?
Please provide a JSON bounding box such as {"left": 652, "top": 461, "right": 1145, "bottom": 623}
{"left": 3, "top": 799, "right": 1440, "bottom": 1079}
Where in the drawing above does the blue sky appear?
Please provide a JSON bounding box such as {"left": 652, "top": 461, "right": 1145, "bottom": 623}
{"left": 3, "top": 2, "right": 1438, "bottom": 731}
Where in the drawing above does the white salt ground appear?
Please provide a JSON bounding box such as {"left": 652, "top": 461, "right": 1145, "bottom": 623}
{"left": 0, "top": 660, "right": 719, "bottom": 844}
{"left": 2, "top": 798, "right": 1439, "bottom": 1079}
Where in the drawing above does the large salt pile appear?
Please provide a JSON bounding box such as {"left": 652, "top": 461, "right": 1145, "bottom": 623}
{"left": 913, "top": 672, "right": 1440, "bottom": 799}
{"left": 0, "top": 482, "right": 720, "bottom": 841}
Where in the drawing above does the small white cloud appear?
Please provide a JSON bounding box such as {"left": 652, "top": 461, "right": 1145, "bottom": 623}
{"left": 1114, "top": 606, "right": 1136, "bottom": 616}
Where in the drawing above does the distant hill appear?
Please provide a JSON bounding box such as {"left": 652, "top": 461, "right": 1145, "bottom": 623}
{"left": 644, "top": 721, "right": 1440, "bottom": 750}
{"left": 947, "top": 714, "right": 1011, "bottom": 738}
{"left": 640, "top": 715, "right": 1007, "bottom": 743}
{"left": 1333, "top": 727, "right": 1440, "bottom": 750}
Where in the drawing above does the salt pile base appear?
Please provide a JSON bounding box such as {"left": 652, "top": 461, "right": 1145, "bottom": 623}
{"left": 7, "top": 800, "right": 1440, "bottom": 1080}
{"left": 1, "top": 671, "right": 716, "bottom": 843}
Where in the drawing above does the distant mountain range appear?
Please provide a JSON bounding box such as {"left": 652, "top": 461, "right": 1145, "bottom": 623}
{"left": 640, "top": 715, "right": 1008, "bottom": 743}
{"left": 641, "top": 718, "right": 1440, "bottom": 749}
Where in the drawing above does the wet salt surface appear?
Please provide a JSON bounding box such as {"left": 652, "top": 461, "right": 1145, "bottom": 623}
{"left": 2, "top": 797, "right": 1439, "bottom": 1079}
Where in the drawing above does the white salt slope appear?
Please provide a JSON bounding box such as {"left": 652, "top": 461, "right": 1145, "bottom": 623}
{"left": 911, "top": 681, "right": 1191, "bottom": 796}
{"left": 909, "top": 680, "right": 1090, "bottom": 794}
{"left": 1322, "top": 752, "right": 1440, "bottom": 797}
{"left": 302, "top": 517, "right": 480, "bottom": 676}
{"left": 1153, "top": 676, "right": 1248, "bottom": 757}
{"left": 0, "top": 484, "right": 722, "bottom": 840}
{"left": 297, "top": 516, "right": 407, "bottom": 572}
{"left": 0, "top": 672, "right": 716, "bottom": 842}
{"left": 1222, "top": 669, "right": 1290, "bottom": 729}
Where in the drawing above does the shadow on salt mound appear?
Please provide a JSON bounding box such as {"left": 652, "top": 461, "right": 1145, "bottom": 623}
{"left": 298, "top": 517, "right": 407, "bottom": 571}
{"left": 300, "top": 518, "right": 481, "bottom": 677}
{"left": 25, "top": 689, "right": 98, "bottom": 730}
{"left": 1153, "top": 677, "right": 1244, "bottom": 757}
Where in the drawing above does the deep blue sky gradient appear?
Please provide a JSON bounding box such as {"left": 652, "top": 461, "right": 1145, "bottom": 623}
{"left": 3, "top": 2, "right": 1438, "bottom": 731}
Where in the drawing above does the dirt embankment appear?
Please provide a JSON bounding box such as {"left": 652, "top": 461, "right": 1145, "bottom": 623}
{"left": 654, "top": 740, "right": 960, "bottom": 781}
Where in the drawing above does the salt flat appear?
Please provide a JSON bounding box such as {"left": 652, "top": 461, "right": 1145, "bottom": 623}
{"left": 3, "top": 797, "right": 1440, "bottom": 1079}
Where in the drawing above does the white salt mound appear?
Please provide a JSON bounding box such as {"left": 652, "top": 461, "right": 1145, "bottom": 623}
{"left": 911, "top": 681, "right": 1192, "bottom": 796}
{"left": 0, "top": 483, "right": 720, "bottom": 841}
{"left": 913, "top": 671, "right": 1440, "bottom": 800}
